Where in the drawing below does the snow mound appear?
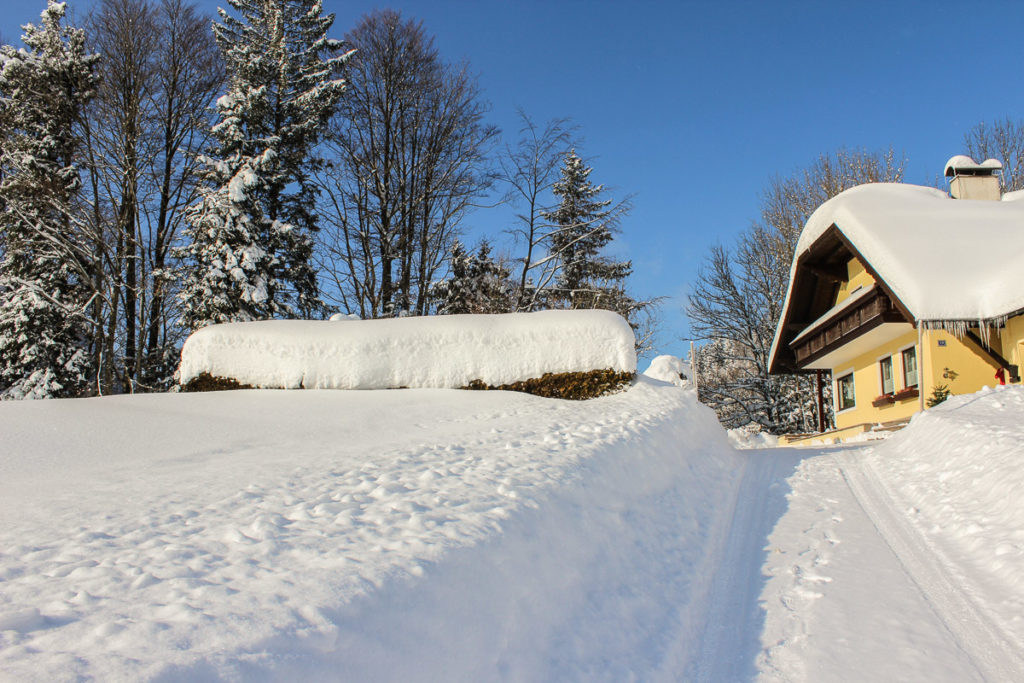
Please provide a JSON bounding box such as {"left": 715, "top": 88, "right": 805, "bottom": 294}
{"left": 727, "top": 426, "right": 779, "bottom": 449}
{"left": 867, "top": 385, "right": 1024, "bottom": 641}
{"left": 642, "top": 354, "right": 688, "bottom": 387}
{"left": 179, "top": 310, "right": 636, "bottom": 390}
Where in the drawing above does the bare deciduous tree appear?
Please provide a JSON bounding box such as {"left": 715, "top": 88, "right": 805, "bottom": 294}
{"left": 85, "top": 0, "right": 157, "bottom": 391}
{"left": 963, "top": 118, "right": 1024, "bottom": 193}
{"left": 317, "top": 9, "right": 498, "bottom": 318}
{"left": 81, "top": 0, "right": 221, "bottom": 392}
{"left": 496, "top": 111, "right": 575, "bottom": 311}
{"left": 139, "top": 0, "right": 222, "bottom": 385}
{"left": 688, "top": 147, "right": 906, "bottom": 433}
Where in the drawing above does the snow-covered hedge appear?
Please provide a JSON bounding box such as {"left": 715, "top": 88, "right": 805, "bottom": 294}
{"left": 178, "top": 310, "right": 636, "bottom": 390}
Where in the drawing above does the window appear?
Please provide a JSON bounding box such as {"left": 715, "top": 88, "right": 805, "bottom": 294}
{"left": 879, "top": 356, "right": 894, "bottom": 394}
{"left": 837, "top": 372, "right": 856, "bottom": 411}
{"left": 902, "top": 347, "right": 918, "bottom": 388}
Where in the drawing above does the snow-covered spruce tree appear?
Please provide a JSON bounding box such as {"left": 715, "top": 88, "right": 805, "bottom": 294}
{"left": 0, "top": 1, "right": 99, "bottom": 400}
{"left": 178, "top": 0, "right": 349, "bottom": 329}
{"left": 433, "top": 240, "right": 514, "bottom": 315}
{"left": 541, "top": 150, "right": 634, "bottom": 312}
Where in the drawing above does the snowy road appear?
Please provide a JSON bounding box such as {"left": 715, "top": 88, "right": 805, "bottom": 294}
{"left": 692, "top": 443, "right": 1024, "bottom": 682}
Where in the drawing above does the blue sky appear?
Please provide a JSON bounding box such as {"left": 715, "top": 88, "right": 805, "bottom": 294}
{"left": 4, "top": 0, "right": 1024, "bottom": 359}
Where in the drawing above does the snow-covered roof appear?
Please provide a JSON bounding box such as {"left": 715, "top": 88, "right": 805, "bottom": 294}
{"left": 770, "top": 182, "right": 1024, "bottom": 373}
{"left": 792, "top": 183, "right": 1024, "bottom": 322}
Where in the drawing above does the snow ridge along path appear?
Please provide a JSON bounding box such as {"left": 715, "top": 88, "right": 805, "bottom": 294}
{"left": 835, "top": 450, "right": 1024, "bottom": 681}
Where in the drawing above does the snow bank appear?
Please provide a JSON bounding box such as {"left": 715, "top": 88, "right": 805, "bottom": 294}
{"left": 0, "top": 379, "right": 738, "bottom": 680}
{"left": 642, "top": 354, "right": 688, "bottom": 387}
{"left": 179, "top": 310, "right": 636, "bottom": 390}
{"left": 866, "top": 386, "right": 1024, "bottom": 643}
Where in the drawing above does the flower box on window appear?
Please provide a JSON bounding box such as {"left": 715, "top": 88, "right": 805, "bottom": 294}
{"left": 893, "top": 387, "right": 919, "bottom": 401}
{"left": 871, "top": 394, "right": 895, "bottom": 407}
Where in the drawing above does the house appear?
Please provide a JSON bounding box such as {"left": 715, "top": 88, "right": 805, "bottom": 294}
{"left": 769, "top": 156, "right": 1024, "bottom": 443}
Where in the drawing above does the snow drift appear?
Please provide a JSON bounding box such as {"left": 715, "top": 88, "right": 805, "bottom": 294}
{"left": 867, "top": 386, "right": 1024, "bottom": 646}
{"left": 642, "top": 354, "right": 688, "bottom": 387}
{"left": 178, "top": 310, "right": 637, "bottom": 390}
{"left": 0, "top": 379, "right": 738, "bottom": 681}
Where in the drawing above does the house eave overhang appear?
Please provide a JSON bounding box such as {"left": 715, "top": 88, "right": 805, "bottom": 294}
{"left": 769, "top": 223, "right": 915, "bottom": 375}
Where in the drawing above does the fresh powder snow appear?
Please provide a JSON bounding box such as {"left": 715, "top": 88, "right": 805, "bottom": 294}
{"left": 866, "top": 387, "right": 1024, "bottom": 657}
{"left": 692, "top": 386, "right": 1024, "bottom": 682}
{"left": 178, "top": 310, "right": 637, "bottom": 390}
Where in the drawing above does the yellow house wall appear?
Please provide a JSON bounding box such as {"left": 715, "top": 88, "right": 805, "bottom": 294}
{"left": 832, "top": 327, "right": 1010, "bottom": 431}
{"left": 833, "top": 330, "right": 920, "bottom": 430}
{"left": 921, "top": 329, "right": 1000, "bottom": 402}
{"left": 834, "top": 258, "right": 875, "bottom": 305}
{"left": 999, "top": 314, "right": 1024, "bottom": 378}
{"left": 822, "top": 258, "right": 1021, "bottom": 434}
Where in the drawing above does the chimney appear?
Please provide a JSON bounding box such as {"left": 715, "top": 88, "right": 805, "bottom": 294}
{"left": 944, "top": 155, "right": 1003, "bottom": 200}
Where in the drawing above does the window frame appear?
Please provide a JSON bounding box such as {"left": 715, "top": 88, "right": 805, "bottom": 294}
{"left": 835, "top": 369, "right": 856, "bottom": 413}
{"left": 878, "top": 354, "right": 895, "bottom": 395}
{"left": 900, "top": 344, "right": 919, "bottom": 389}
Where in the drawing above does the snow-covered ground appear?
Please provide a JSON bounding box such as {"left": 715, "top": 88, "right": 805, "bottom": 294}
{"left": 740, "top": 386, "right": 1024, "bottom": 682}
{"left": 0, "top": 377, "right": 738, "bottom": 681}
{"left": 3, "top": 377, "right": 1023, "bottom": 681}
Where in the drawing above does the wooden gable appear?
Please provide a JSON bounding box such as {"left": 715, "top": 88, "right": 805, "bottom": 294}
{"left": 770, "top": 225, "right": 914, "bottom": 374}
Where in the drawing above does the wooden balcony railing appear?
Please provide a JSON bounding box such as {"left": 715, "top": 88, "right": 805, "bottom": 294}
{"left": 792, "top": 288, "right": 906, "bottom": 367}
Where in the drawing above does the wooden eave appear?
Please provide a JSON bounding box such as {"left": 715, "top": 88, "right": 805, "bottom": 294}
{"left": 770, "top": 224, "right": 915, "bottom": 374}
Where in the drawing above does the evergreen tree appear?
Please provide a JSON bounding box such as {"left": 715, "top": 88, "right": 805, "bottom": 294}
{"left": 542, "top": 150, "right": 632, "bottom": 311}
{"left": 0, "top": 1, "right": 99, "bottom": 399}
{"left": 433, "top": 239, "right": 514, "bottom": 315}
{"left": 179, "top": 0, "right": 349, "bottom": 329}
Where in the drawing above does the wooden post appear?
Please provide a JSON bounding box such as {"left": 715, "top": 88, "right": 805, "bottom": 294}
{"left": 918, "top": 321, "right": 926, "bottom": 413}
{"left": 816, "top": 369, "right": 825, "bottom": 432}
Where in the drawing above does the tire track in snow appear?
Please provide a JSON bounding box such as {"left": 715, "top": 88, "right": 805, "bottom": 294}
{"left": 688, "top": 449, "right": 803, "bottom": 682}
{"left": 835, "top": 450, "right": 1024, "bottom": 682}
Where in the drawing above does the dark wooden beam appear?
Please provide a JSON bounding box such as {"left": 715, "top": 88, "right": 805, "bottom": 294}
{"left": 804, "top": 263, "right": 847, "bottom": 283}
{"left": 963, "top": 329, "right": 1021, "bottom": 381}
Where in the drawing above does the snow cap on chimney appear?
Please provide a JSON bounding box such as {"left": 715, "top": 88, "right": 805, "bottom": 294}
{"left": 944, "top": 156, "right": 1003, "bottom": 200}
